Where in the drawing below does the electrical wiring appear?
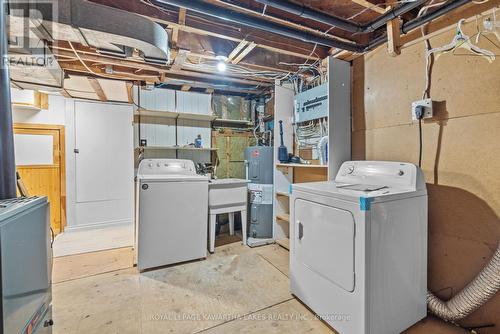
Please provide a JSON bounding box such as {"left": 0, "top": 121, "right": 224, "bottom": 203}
{"left": 416, "top": 0, "right": 445, "bottom": 168}
{"left": 68, "top": 41, "right": 157, "bottom": 81}
{"left": 294, "top": 118, "right": 328, "bottom": 151}
{"left": 183, "top": 57, "right": 292, "bottom": 82}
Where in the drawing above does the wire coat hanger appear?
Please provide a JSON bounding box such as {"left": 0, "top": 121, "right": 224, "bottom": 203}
{"left": 427, "top": 19, "right": 496, "bottom": 63}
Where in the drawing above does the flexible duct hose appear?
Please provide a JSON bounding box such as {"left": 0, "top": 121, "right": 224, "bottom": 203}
{"left": 427, "top": 243, "right": 500, "bottom": 321}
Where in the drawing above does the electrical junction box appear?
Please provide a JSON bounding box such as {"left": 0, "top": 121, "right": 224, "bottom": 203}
{"left": 411, "top": 98, "right": 434, "bottom": 121}
{"left": 294, "top": 83, "right": 328, "bottom": 123}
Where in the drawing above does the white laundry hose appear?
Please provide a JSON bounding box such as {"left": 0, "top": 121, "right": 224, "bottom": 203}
{"left": 427, "top": 243, "right": 500, "bottom": 321}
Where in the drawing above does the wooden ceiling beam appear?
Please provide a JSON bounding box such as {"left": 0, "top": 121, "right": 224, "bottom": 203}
{"left": 386, "top": 5, "right": 401, "bottom": 56}
{"left": 87, "top": 0, "right": 321, "bottom": 60}
{"left": 181, "top": 84, "right": 191, "bottom": 91}
{"left": 231, "top": 42, "right": 257, "bottom": 64}
{"left": 61, "top": 58, "right": 271, "bottom": 87}
{"left": 53, "top": 40, "right": 294, "bottom": 74}
{"left": 87, "top": 77, "right": 108, "bottom": 102}
{"left": 61, "top": 62, "right": 161, "bottom": 81}
{"left": 178, "top": 7, "right": 186, "bottom": 25}
{"left": 227, "top": 40, "right": 249, "bottom": 62}
{"left": 172, "top": 8, "right": 186, "bottom": 49}
{"left": 53, "top": 47, "right": 273, "bottom": 87}
{"left": 351, "top": 0, "right": 385, "bottom": 15}
{"left": 160, "top": 18, "right": 320, "bottom": 60}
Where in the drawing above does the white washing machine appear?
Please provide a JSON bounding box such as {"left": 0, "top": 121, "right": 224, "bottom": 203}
{"left": 290, "top": 161, "right": 427, "bottom": 334}
{"left": 136, "top": 159, "right": 208, "bottom": 271}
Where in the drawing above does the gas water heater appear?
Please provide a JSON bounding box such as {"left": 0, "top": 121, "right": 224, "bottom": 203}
{"left": 245, "top": 146, "right": 273, "bottom": 243}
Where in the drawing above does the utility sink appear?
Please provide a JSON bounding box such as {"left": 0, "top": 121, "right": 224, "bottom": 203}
{"left": 208, "top": 178, "right": 249, "bottom": 209}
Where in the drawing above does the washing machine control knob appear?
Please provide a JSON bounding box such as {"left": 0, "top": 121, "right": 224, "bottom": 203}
{"left": 346, "top": 165, "right": 355, "bottom": 174}
{"left": 148, "top": 163, "right": 153, "bottom": 168}
{"left": 156, "top": 163, "right": 161, "bottom": 167}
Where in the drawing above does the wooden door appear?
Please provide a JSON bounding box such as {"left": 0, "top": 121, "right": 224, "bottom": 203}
{"left": 14, "top": 124, "right": 66, "bottom": 234}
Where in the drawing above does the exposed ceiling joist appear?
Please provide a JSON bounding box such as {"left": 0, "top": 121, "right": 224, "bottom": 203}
{"left": 351, "top": 0, "right": 386, "bottom": 15}
{"left": 171, "top": 7, "right": 186, "bottom": 47}
{"left": 87, "top": 0, "right": 321, "bottom": 60}
{"left": 227, "top": 40, "right": 249, "bottom": 62}
{"left": 181, "top": 84, "right": 191, "bottom": 91}
{"left": 161, "top": 19, "right": 320, "bottom": 60}
{"left": 231, "top": 42, "right": 257, "bottom": 64}
{"left": 53, "top": 40, "right": 294, "bottom": 75}
{"left": 52, "top": 43, "right": 276, "bottom": 87}
{"left": 56, "top": 49, "right": 273, "bottom": 94}
{"left": 178, "top": 7, "right": 186, "bottom": 25}
{"left": 87, "top": 77, "right": 108, "bottom": 101}
{"left": 386, "top": 6, "right": 401, "bottom": 56}
{"left": 62, "top": 62, "right": 160, "bottom": 81}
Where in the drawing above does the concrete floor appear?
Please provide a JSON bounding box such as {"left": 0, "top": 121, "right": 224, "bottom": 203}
{"left": 52, "top": 243, "right": 469, "bottom": 334}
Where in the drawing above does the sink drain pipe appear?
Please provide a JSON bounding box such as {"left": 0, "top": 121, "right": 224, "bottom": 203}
{"left": 427, "top": 243, "right": 500, "bottom": 321}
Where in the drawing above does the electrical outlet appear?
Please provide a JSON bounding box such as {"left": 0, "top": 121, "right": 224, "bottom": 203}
{"left": 411, "top": 99, "right": 434, "bottom": 121}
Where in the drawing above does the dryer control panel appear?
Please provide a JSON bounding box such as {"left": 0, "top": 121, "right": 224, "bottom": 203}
{"left": 336, "top": 161, "right": 426, "bottom": 191}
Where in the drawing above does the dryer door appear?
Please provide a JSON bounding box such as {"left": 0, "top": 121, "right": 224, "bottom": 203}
{"left": 294, "top": 199, "right": 355, "bottom": 292}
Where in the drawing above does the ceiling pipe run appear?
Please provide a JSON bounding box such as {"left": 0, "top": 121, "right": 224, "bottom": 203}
{"left": 254, "top": 0, "right": 362, "bottom": 33}
{"left": 151, "top": 0, "right": 364, "bottom": 52}
{"left": 401, "top": 0, "right": 471, "bottom": 33}
{"left": 154, "top": 0, "right": 470, "bottom": 55}
{"left": 363, "top": 0, "right": 428, "bottom": 32}
{"left": 255, "top": 0, "right": 428, "bottom": 33}
{"left": 365, "top": 0, "right": 472, "bottom": 51}
{"left": 0, "top": 0, "right": 17, "bottom": 200}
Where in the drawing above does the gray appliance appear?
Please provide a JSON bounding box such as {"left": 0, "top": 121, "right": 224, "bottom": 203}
{"left": 0, "top": 197, "right": 53, "bottom": 334}
{"left": 245, "top": 146, "right": 273, "bottom": 244}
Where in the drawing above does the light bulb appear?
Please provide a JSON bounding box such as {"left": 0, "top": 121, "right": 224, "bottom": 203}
{"left": 217, "top": 61, "right": 226, "bottom": 72}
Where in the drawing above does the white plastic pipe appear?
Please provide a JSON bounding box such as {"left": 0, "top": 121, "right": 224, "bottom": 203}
{"left": 317, "top": 136, "right": 328, "bottom": 165}
{"left": 427, "top": 243, "right": 500, "bottom": 321}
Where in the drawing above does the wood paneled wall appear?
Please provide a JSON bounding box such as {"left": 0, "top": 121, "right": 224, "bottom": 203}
{"left": 352, "top": 19, "right": 500, "bottom": 332}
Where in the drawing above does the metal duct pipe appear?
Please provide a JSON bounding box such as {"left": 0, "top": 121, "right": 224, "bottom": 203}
{"left": 365, "top": 0, "right": 472, "bottom": 51}
{"left": 254, "top": 0, "right": 362, "bottom": 33}
{"left": 255, "top": 0, "right": 427, "bottom": 33}
{"left": 151, "top": 0, "right": 363, "bottom": 52}
{"left": 0, "top": 0, "right": 17, "bottom": 200}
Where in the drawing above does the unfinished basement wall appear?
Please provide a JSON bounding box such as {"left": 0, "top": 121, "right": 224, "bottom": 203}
{"left": 352, "top": 19, "right": 500, "bottom": 332}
